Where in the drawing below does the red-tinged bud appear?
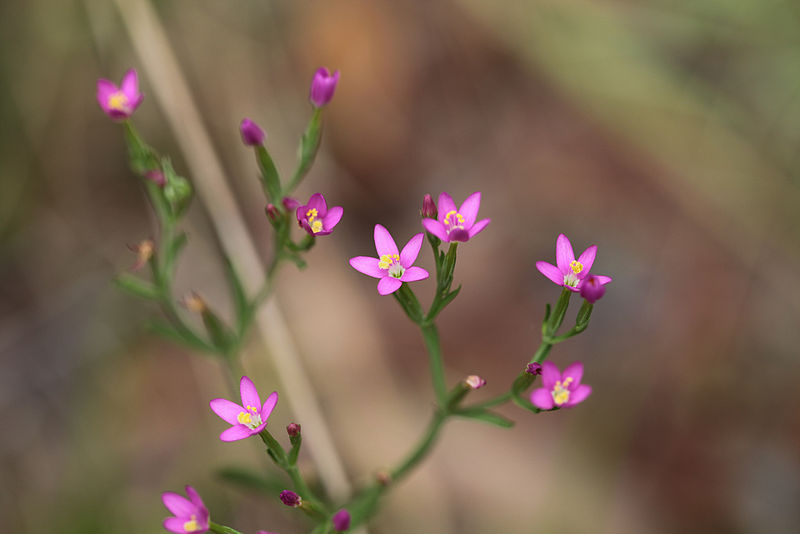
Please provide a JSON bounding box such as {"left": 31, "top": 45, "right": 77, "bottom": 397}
{"left": 465, "top": 375, "right": 486, "bottom": 389}
{"left": 127, "top": 239, "right": 155, "bottom": 270}
{"left": 279, "top": 490, "right": 302, "bottom": 508}
{"left": 287, "top": 423, "right": 301, "bottom": 437}
{"left": 240, "top": 118, "right": 265, "bottom": 146}
{"left": 580, "top": 275, "right": 606, "bottom": 303}
{"left": 421, "top": 193, "right": 437, "bottom": 219}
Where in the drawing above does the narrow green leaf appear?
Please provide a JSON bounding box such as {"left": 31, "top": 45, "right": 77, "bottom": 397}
{"left": 115, "top": 273, "right": 159, "bottom": 300}
{"left": 146, "top": 319, "right": 215, "bottom": 354}
{"left": 255, "top": 145, "right": 282, "bottom": 201}
{"left": 217, "top": 466, "right": 286, "bottom": 495}
{"left": 456, "top": 408, "right": 515, "bottom": 428}
{"left": 221, "top": 255, "right": 250, "bottom": 333}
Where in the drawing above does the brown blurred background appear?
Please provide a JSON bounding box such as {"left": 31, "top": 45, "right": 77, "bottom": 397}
{"left": 2, "top": 0, "right": 800, "bottom": 533}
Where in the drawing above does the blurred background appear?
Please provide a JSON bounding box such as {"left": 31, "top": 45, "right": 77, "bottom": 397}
{"left": 2, "top": 0, "right": 800, "bottom": 533}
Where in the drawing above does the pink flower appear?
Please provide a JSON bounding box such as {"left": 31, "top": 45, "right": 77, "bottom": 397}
{"left": 349, "top": 224, "right": 429, "bottom": 295}
{"left": 309, "top": 67, "right": 340, "bottom": 108}
{"left": 530, "top": 361, "right": 591, "bottom": 410}
{"left": 296, "top": 193, "right": 343, "bottom": 236}
{"left": 96, "top": 69, "right": 143, "bottom": 120}
{"left": 535, "top": 233, "right": 612, "bottom": 292}
{"left": 162, "top": 485, "right": 210, "bottom": 533}
{"left": 210, "top": 376, "right": 278, "bottom": 442}
{"left": 421, "top": 192, "right": 490, "bottom": 243}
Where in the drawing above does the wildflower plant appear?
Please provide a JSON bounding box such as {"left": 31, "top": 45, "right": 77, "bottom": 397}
{"left": 102, "top": 65, "right": 612, "bottom": 534}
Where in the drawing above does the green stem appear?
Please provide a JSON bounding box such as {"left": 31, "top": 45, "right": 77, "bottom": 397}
{"left": 208, "top": 522, "right": 243, "bottom": 534}
{"left": 420, "top": 323, "right": 447, "bottom": 407}
{"left": 390, "top": 410, "right": 448, "bottom": 482}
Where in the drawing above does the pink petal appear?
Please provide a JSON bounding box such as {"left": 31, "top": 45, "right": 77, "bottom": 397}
{"left": 220, "top": 424, "right": 254, "bottom": 442}
{"left": 322, "top": 206, "right": 343, "bottom": 231}
{"left": 556, "top": 234, "right": 575, "bottom": 274}
{"left": 567, "top": 384, "right": 592, "bottom": 406}
{"left": 349, "top": 256, "right": 384, "bottom": 278}
{"left": 163, "top": 517, "right": 188, "bottom": 533}
{"left": 422, "top": 218, "right": 448, "bottom": 241}
{"left": 437, "top": 192, "right": 457, "bottom": 222}
{"left": 260, "top": 391, "right": 278, "bottom": 421}
{"left": 541, "top": 361, "right": 560, "bottom": 389}
{"left": 307, "top": 193, "right": 327, "bottom": 216}
{"left": 458, "top": 191, "right": 481, "bottom": 227}
{"left": 184, "top": 485, "right": 205, "bottom": 510}
{"left": 535, "top": 261, "right": 563, "bottom": 286}
{"left": 399, "top": 233, "right": 424, "bottom": 267}
{"left": 373, "top": 224, "right": 399, "bottom": 257}
{"left": 377, "top": 277, "right": 402, "bottom": 295}
{"left": 594, "top": 275, "right": 612, "bottom": 285}
{"left": 467, "top": 218, "right": 490, "bottom": 238}
{"left": 530, "top": 388, "right": 554, "bottom": 410}
{"left": 120, "top": 69, "right": 139, "bottom": 99}
{"left": 96, "top": 79, "right": 117, "bottom": 109}
{"left": 562, "top": 361, "right": 584, "bottom": 385}
{"left": 209, "top": 398, "right": 245, "bottom": 425}
{"left": 399, "top": 266, "right": 429, "bottom": 282}
{"left": 162, "top": 492, "right": 194, "bottom": 517}
{"left": 576, "top": 245, "right": 597, "bottom": 279}
{"left": 239, "top": 376, "right": 261, "bottom": 410}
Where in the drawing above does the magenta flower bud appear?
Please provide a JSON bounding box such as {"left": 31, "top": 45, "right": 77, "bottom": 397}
{"left": 526, "top": 362, "right": 543, "bottom": 375}
{"left": 96, "top": 69, "right": 144, "bottom": 120}
{"left": 279, "top": 490, "right": 302, "bottom": 508}
{"left": 309, "top": 67, "right": 340, "bottom": 108}
{"left": 332, "top": 509, "right": 351, "bottom": 531}
{"left": 287, "top": 423, "right": 301, "bottom": 437}
{"left": 240, "top": 118, "right": 265, "bottom": 146}
{"left": 145, "top": 169, "right": 166, "bottom": 187}
{"left": 282, "top": 197, "right": 301, "bottom": 211}
{"left": 580, "top": 274, "right": 607, "bottom": 303}
{"left": 161, "top": 485, "right": 210, "bottom": 534}
{"left": 465, "top": 375, "right": 486, "bottom": 389}
{"left": 421, "top": 194, "right": 437, "bottom": 219}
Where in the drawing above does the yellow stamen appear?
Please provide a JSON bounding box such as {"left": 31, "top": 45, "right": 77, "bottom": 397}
{"left": 378, "top": 254, "right": 400, "bottom": 270}
{"left": 108, "top": 91, "right": 129, "bottom": 111}
{"left": 551, "top": 377, "right": 574, "bottom": 405}
{"left": 311, "top": 220, "right": 323, "bottom": 233}
{"left": 570, "top": 260, "right": 583, "bottom": 274}
{"left": 443, "top": 210, "right": 465, "bottom": 226}
{"left": 306, "top": 208, "right": 319, "bottom": 223}
{"left": 237, "top": 411, "right": 253, "bottom": 425}
{"left": 183, "top": 516, "right": 200, "bottom": 532}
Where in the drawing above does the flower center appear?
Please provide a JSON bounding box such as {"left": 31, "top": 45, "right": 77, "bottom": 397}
{"left": 563, "top": 262, "right": 583, "bottom": 288}
{"left": 237, "top": 405, "right": 263, "bottom": 429}
{"left": 443, "top": 210, "right": 465, "bottom": 233}
{"left": 183, "top": 515, "right": 200, "bottom": 532}
{"left": 306, "top": 208, "right": 323, "bottom": 233}
{"left": 108, "top": 91, "right": 130, "bottom": 112}
{"left": 570, "top": 260, "right": 583, "bottom": 274}
{"left": 551, "top": 377, "right": 574, "bottom": 406}
{"left": 378, "top": 254, "right": 404, "bottom": 278}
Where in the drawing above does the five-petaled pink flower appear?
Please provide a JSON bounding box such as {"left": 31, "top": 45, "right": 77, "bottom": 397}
{"left": 96, "top": 69, "right": 144, "bottom": 120}
{"left": 421, "top": 192, "right": 490, "bottom": 243}
{"left": 162, "top": 485, "right": 210, "bottom": 533}
{"left": 349, "top": 224, "right": 429, "bottom": 295}
{"left": 535, "top": 233, "right": 612, "bottom": 292}
{"left": 210, "top": 376, "right": 278, "bottom": 442}
{"left": 530, "top": 361, "right": 591, "bottom": 410}
{"left": 296, "top": 193, "right": 343, "bottom": 236}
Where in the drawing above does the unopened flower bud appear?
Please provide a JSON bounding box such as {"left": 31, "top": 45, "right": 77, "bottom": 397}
{"left": 266, "top": 203, "right": 280, "bottom": 222}
{"left": 240, "top": 118, "right": 265, "bottom": 146}
{"left": 127, "top": 239, "right": 154, "bottom": 270}
{"left": 282, "top": 197, "right": 300, "bottom": 211}
{"left": 309, "top": 68, "right": 340, "bottom": 108}
{"left": 526, "top": 362, "right": 543, "bottom": 375}
{"left": 145, "top": 169, "right": 166, "bottom": 187}
{"left": 182, "top": 292, "right": 208, "bottom": 313}
{"left": 465, "top": 375, "right": 486, "bottom": 389}
{"left": 580, "top": 275, "right": 606, "bottom": 303}
{"left": 287, "top": 423, "right": 301, "bottom": 437}
{"left": 376, "top": 471, "right": 391, "bottom": 486}
{"left": 421, "top": 194, "right": 437, "bottom": 219}
{"left": 332, "top": 509, "right": 351, "bottom": 532}
{"left": 279, "top": 490, "right": 302, "bottom": 508}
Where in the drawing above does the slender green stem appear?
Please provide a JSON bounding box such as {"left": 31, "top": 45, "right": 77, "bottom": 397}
{"left": 390, "top": 410, "right": 448, "bottom": 482}
{"left": 420, "top": 324, "right": 447, "bottom": 407}
{"left": 209, "top": 522, "right": 243, "bottom": 534}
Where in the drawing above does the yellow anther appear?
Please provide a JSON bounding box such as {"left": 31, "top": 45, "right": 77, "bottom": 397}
{"left": 183, "top": 516, "right": 200, "bottom": 532}
{"left": 552, "top": 379, "right": 572, "bottom": 405}
{"left": 237, "top": 411, "right": 253, "bottom": 425}
{"left": 108, "top": 92, "right": 129, "bottom": 111}
{"left": 306, "top": 208, "right": 318, "bottom": 223}
{"left": 248, "top": 406, "right": 258, "bottom": 413}
{"left": 378, "top": 254, "right": 392, "bottom": 269}
{"left": 311, "top": 220, "right": 323, "bottom": 233}
{"left": 570, "top": 260, "right": 583, "bottom": 274}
